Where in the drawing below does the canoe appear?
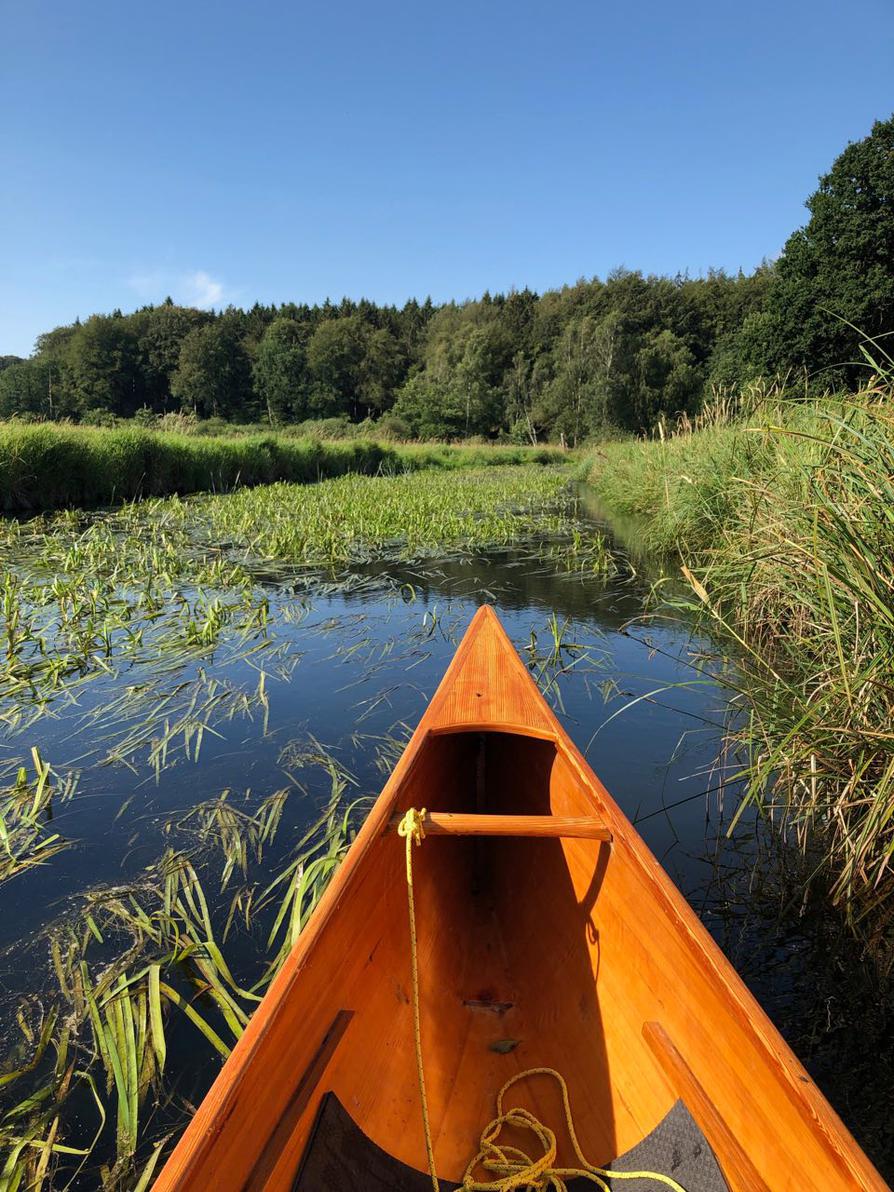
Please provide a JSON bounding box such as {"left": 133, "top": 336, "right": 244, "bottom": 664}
{"left": 154, "top": 605, "right": 887, "bottom": 1191}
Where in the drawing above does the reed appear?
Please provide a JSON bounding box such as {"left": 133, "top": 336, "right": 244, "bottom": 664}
{"left": 585, "top": 372, "right": 894, "bottom": 943}
{"left": 0, "top": 421, "right": 565, "bottom": 513}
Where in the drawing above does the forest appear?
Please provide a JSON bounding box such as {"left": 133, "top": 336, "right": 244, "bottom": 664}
{"left": 1, "top": 115, "right": 892, "bottom": 443}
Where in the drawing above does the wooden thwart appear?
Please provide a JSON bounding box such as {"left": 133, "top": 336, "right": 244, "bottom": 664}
{"left": 385, "top": 812, "right": 612, "bottom": 841}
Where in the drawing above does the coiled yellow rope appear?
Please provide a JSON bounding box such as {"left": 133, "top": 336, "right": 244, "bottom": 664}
{"left": 397, "top": 806, "right": 689, "bottom": 1192}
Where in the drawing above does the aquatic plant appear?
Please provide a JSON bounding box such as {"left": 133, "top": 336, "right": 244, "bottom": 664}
{"left": 0, "top": 774, "right": 362, "bottom": 1189}
{"left": 185, "top": 466, "right": 582, "bottom": 568}
{"left": 0, "top": 751, "right": 76, "bottom": 885}
{"left": 585, "top": 374, "right": 894, "bottom": 942}
{"left": 0, "top": 454, "right": 622, "bottom": 1186}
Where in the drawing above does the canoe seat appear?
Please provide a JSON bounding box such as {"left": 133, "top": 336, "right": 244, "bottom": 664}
{"left": 292, "top": 1092, "right": 732, "bottom": 1191}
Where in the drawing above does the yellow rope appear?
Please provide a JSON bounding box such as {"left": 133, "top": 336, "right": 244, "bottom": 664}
{"left": 398, "top": 806, "right": 689, "bottom": 1192}
{"left": 398, "top": 806, "right": 440, "bottom": 1192}
{"left": 460, "top": 1066, "right": 688, "bottom": 1190}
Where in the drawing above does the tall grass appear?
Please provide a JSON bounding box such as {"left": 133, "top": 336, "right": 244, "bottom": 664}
{"left": 579, "top": 383, "right": 789, "bottom": 553}
{"left": 0, "top": 421, "right": 565, "bottom": 513}
{"left": 584, "top": 376, "right": 894, "bottom": 945}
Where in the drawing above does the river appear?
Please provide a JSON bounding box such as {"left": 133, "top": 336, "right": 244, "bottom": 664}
{"left": 0, "top": 495, "right": 889, "bottom": 1182}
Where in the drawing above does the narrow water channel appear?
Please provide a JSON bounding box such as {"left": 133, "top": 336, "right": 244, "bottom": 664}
{"left": 0, "top": 503, "right": 890, "bottom": 1181}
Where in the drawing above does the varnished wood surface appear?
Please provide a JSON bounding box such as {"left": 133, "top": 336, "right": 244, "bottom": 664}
{"left": 643, "top": 1020, "right": 773, "bottom": 1192}
{"left": 384, "top": 811, "right": 613, "bottom": 840}
{"left": 154, "top": 606, "right": 888, "bottom": 1192}
{"left": 243, "top": 1011, "right": 354, "bottom": 1192}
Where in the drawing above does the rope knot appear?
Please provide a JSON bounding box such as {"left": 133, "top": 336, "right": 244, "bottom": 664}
{"left": 398, "top": 806, "right": 427, "bottom": 847}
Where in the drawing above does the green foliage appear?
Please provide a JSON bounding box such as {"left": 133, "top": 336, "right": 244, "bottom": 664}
{"left": 253, "top": 317, "right": 310, "bottom": 423}
{"left": 0, "top": 422, "right": 563, "bottom": 512}
{"left": 0, "top": 360, "right": 55, "bottom": 419}
{"left": 187, "top": 465, "right": 577, "bottom": 567}
{"left": 171, "top": 322, "right": 253, "bottom": 419}
{"left": 744, "top": 115, "right": 894, "bottom": 389}
{"left": 535, "top": 314, "right": 620, "bottom": 444}
{"left": 1, "top": 271, "right": 772, "bottom": 440}
{"left": 135, "top": 302, "right": 210, "bottom": 409}
{"left": 303, "top": 315, "right": 404, "bottom": 420}
{"left": 3, "top": 116, "right": 893, "bottom": 437}
{"left": 66, "top": 315, "right": 143, "bottom": 416}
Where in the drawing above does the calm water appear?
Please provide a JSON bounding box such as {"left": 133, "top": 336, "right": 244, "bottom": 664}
{"left": 1, "top": 512, "right": 891, "bottom": 1179}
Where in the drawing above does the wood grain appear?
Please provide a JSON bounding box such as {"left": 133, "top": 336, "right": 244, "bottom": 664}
{"left": 385, "top": 812, "right": 613, "bottom": 840}
{"left": 153, "top": 606, "right": 888, "bottom": 1192}
{"left": 643, "top": 1020, "right": 773, "bottom": 1192}
{"left": 241, "top": 1010, "right": 354, "bottom": 1192}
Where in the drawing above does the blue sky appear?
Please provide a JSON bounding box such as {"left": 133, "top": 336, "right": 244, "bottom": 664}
{"left": 2, "top": 0, "right": 893, "bottom": 356}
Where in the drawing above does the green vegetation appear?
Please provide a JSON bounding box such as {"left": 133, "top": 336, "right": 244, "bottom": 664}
{"left": 0, "top": 777, "right": 362, "bottom": 1190}
{"left": 5, "top": 115, "right": 893, "bottom": 443}
{"left": 1, "top": 99, "right": 892, "bottom": 1187}
{"left": 584, "top": 374, "right": 894, "bottom": 940}
{"left": 0, "top": 464, "right": 599, "bottom": 738}
{"left": 0, "top": 273, "right": 769, "bottom": 442}
{"left": 0, "top": 114, "right": 886, "bottom": 443}
{"left": 185, "top": 466, "right": 578, "bottom": 567}
{"left": 717, "top": 115, "right": 894, "bottom": 393}
{"left": 0, "top": 421, "right": 564, "bottom": 512}
{"left": 579, "top": 385, "right": 777, "bottom": 553}
{"left": 0, "top": 752, "right": 75, "bottom": 884}
{"left": 0, "top": 450, "right": 612, "bottom": 1184}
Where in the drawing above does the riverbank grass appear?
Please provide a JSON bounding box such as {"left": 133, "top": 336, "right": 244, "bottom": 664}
{"left": 585, "top": 384, "right": 894, "bottom": 937}
{"left": 0, "top": 420, "right": 565, "bottom": 512}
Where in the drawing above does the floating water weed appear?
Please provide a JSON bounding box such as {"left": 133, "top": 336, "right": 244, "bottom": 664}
{"left": 0, "top": 750, "right": 76, "bottom": 884}
{"left": 184, "top": 466, "right": 581, "bottom": 568}
{"left": 0, "top": 765, "right": 363, "bottom": 1189}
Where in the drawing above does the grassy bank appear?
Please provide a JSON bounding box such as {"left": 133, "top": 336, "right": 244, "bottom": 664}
{"left": 0, "top": 421, "right": 564, "bottom": 512}
{"left": 585, "top": 382, "right": 894, "bottom": 944}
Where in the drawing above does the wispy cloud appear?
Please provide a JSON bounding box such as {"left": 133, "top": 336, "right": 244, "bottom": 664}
{"left": 126, "top": 269, "right": 229, "bottom": 310}
{"left": 182, "top": 270, "right": 225, "bottom": 308}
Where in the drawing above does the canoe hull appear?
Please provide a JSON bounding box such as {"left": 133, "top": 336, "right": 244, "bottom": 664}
{"left": 155, "top": 606, "right": 887, "bottom": 1192}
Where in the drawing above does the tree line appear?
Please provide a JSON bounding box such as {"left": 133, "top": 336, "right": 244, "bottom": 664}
{"left": 2, "top": 115, "right": 892, "bottom": 442}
